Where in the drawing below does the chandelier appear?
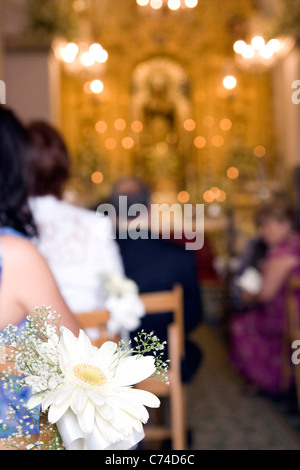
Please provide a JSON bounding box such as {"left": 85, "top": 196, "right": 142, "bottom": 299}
{"left": 136, "top": 0, "right": 198, "bottom": 10}
{"left": 52, "top": 39, "right": 108, "bottom": 75}
{"left": 233, "top": 35, "right": 293, "bottom": 71}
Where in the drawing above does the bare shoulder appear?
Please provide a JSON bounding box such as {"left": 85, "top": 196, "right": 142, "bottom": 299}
{"left": 0, "top": 234, "right": 45, "bottom": 266}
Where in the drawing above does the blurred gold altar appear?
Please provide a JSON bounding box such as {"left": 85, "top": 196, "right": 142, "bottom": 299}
{"left": 1, "top": 0, "right": 300, "bottom": 257}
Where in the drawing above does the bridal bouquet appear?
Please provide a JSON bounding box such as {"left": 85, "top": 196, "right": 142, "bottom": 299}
{"left": 0, "top": 307, "right": 168, "bottom": 450}
{"left": 102, "top": 274, "right": 146, "bottom": 336}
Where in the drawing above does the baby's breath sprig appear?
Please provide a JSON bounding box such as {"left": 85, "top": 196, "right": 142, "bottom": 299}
{"left": 133, "top": 330, "right": 169, "bottom": 384}
{"left": 116, "top": 330, "right": 169, "bottom": 384}
{"left": 26, "top": 305, "right": 61, "bottom": 341}
{"left": 0, "top": 398, "right": 40, "bottom": 450}
{"left": 0, "top": 409, "right": 63, "bottom": 451}
{"left": 0, "top": 307, "right": 63, "bottom": 450}
{"left": 30, "top": 412, "right": 64, "bottom": 451}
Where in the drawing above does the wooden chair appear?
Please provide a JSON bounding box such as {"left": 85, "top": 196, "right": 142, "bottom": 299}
{"left": 281, "top": 275, "right": 300, "bottom": 406}
{"left": 75, "top": 309, "right": 116, "bottom": 347}
{"left": 139, "top": 283, "right": 185, "bottom": 358}
{"left": 75, "top": 303, "right": 187, "bottom": 448}
{"left": 137, "top": 284, "right": 187, "bottom": 450}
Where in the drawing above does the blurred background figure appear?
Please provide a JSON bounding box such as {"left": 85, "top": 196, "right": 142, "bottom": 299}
{"left": 229, "top": 201, "right": 300, "bottom": 396}
{"left": 27, "top": 121, "right": 125, "bottom": 314}
{"left": 109, "top": 176, "right": 203, "bottom": 383}
{"left": 229, "top": 236, "right": 268, "bottom": 313}
{"left": 0, "top": 105, "right": 79, "bottom": 439}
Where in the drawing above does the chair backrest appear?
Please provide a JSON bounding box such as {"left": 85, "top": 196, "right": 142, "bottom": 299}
{"left": 139, "top": 283, "right": 185, "bottom": 358}
{"left": 285, "top": 276, "right": 300, "bottom": 332}
{"left": 75, "top": 309, "right": 114, "bottom": 348}
{"left": 135, "top": 321, "right": 187, "bottom": 450}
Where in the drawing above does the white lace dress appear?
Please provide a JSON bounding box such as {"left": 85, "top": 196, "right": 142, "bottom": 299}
{"left": 29, "top": 196, "right": 125, "bottom": 313}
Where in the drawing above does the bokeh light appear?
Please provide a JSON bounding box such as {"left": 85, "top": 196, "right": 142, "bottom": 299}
{"left": 220, "top": 118, "right": 232, "bottom": 131}
{"left": 105, "top": 138, "right": 117, "bottom": 150}
{"left": 194, "top": 136, "right": 206, "bottom": 148}
{"left": 223, "top": 75, "right": 237, "bottom": 90}
{"left": 177, "top": 190, "right": 190, "bottom": 203}
{"left": 122, "top": 137, "right": 135, "bottom": 149}
{"left": 114, "top": 118, "right": 127, "bottom": 131}
{"left": 183, "top": 119, "right": 196, "bottom": 131}
{"left": 95, "top": 120, "right": 108, "bottom": 133}
{"left": 254, "top": 145, "right": 266, "bottom": 157}
{"left": 91, "top": 171, "right": 104, "bottom": 184}
{"left": 227, "top": 167, "right": 239, "bottom": 179}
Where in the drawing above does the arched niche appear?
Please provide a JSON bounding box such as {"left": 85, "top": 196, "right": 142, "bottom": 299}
{"left": 130, "top": 56, "right": 193, "bottom": 193}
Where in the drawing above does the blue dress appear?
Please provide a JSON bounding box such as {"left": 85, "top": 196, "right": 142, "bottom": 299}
{"left": 0, "top": 227, "right": 39, "bottom": 438}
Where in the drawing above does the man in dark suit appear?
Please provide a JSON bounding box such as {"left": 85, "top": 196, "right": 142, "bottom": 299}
{"left": 109, "top": 177, "right": 203, "bottom": 383}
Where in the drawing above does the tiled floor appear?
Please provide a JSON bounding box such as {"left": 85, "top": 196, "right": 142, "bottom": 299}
{"left": 186, "top": 324, "right": 300, "bottom": 450}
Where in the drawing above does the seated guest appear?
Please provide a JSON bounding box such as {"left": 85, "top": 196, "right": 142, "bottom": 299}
{"left": 230, "top": 236, "right": 268, "bottom": 312}
{"left": 27, "top": 121, "right": 125, "bottom": 314}
{"left": 230, "top": 201, "right": 300, "bottom": 396}
{"left": 108, "top": 176, "right": 203, "bottom": 382}
{"left": 0, "top": 106, "right": 79, "bottom": 439}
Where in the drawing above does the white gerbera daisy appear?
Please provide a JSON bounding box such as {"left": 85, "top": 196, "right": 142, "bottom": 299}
{"left": 27, "top": 327, "right": 160, "bottom": 445}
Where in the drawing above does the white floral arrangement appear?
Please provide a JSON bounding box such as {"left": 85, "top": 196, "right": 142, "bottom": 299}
{"left": 102, "top": 274, "right": 146, "bottom": 336}
{"left": 0, "top": 307, "right": 168, "bottom": 451}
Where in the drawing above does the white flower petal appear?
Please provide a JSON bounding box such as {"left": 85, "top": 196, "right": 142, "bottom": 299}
{"left": 27, "top": 393, "right": 46, "bottom": 409}
{"left": 94, "top": 341, "right": 118, "bottom": 369}
{"left": 103, "top": 402, "right": 142, "bottom": 436}
{"left": 120, "top": 388, "right": 161, "bottom": 408}
{"left": 42, "top": 390, "right": 59, "bottom": 411}
{"left": 78, "top": 329, "right": 92, "bottom": 359}
{"left": 77, "top": 399, "right": 95, "bottom": 434}
{"left": 131, "top": 417, "right": 144, "bottom": 434}
{"left": 70, "top": 388, "right": 87, "bottom": 415}
{"left": 109, "top": 394, "right": 149, "bottom": 422}
{"left": 95, "top": 411, "right": 126, "bottom": 444}
{"left": 86, "top": 390, "right": 107, "bottom": 407}
{"left": 60, "top": 327, "right": 77, "bottom": 350}
{"left": 52, "top": 386, "right": 74, "bottom": 406}
{"left": 116, "top": 355, "right": 156, "bottom": 386}
{"left": 48, "top": 401, "right": 70, "bottom": 424}
{"left": 99, "top": 340, "right": 118, "bottom": 356}
{"left": 98, "top": 403, "right": 114, "bottom": 421}
{"left": 58, "top": 328, "right": 79, "bottom": 365}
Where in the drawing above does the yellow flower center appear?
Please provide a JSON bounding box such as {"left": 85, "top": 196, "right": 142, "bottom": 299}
{"left": 73, "top": 363, "right": 107, "bottom": 387}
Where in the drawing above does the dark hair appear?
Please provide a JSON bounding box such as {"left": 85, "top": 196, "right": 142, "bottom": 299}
{"left": 0, "top": 105, "right": 38, "bottom": 237}
{"left": 110, "top": 176, "right": 151, "bottom": 219}
{"left": 28, "top": 121, "right": 71, "bottom": 199}
{"left": 255, "top": 201, "right": 296, "bottom": 228}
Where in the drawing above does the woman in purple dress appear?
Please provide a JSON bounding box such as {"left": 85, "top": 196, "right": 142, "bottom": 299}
{"left": 230, "top": 202, "right": 300, "bottom": 395}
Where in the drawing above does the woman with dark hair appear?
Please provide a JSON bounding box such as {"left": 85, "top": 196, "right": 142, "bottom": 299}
{"left": 27, "top": 120, "right": 124, "bottom": 315}
{"left": 0, "top": 106, "right": 37, "bottom": 238}
{"left": 230, "top": 201, "right": 300, "bottom": 396}
{"left": 0, "top": 106, "right": 79, "bottom": 440}
{"left": 27, "top": 120, "right": 71, "bottom": 199}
